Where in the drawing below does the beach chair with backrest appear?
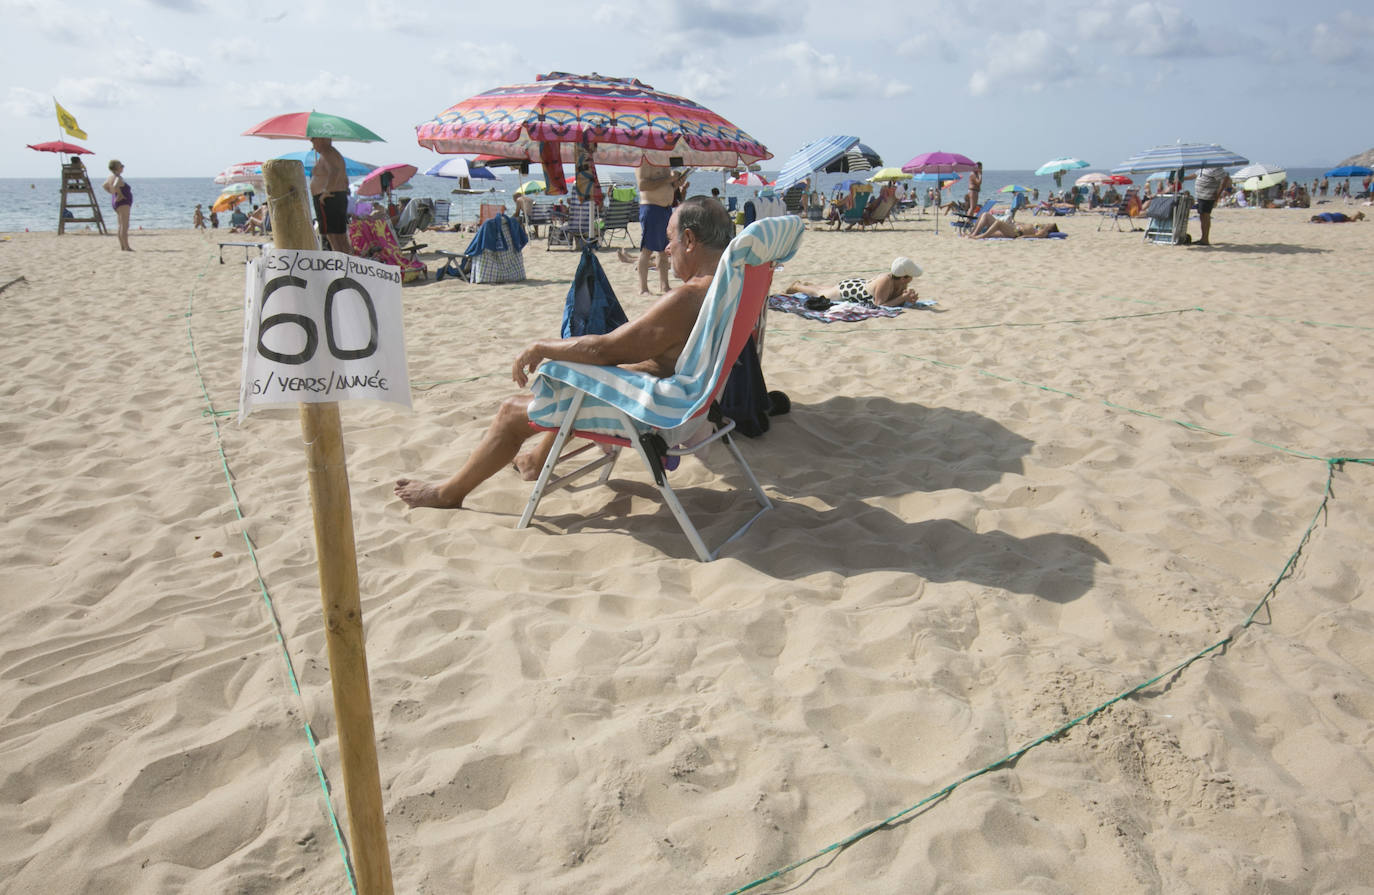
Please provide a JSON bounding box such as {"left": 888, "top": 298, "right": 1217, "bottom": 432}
{"left": 430, "top": 198, "right": 451, "bottom": 230}
{"left": 858, "top": 193, "right": 899, "bottom": 229}
{"left": 548, "top": 199, "right": 598, "bottom": 251}
{"left": 1098, "top": 190, "right": 1141, "bottom": 231}
{"left": 347, "top": 215, "right": 428, "bottom": 282}
{"left": 951, "top": 198, "right": 997, "bottom": 235}
{"left": 518, "top": 215, "right": 806, "bottom": 561}
{"left": 838, "top": 191, "right": 871, "bottom": 228}
{"left": 1143, "top": 193, "right": 1193, "bottom": 244}
{"left": 600, "top": 196, "right": 638, "bottom": 247}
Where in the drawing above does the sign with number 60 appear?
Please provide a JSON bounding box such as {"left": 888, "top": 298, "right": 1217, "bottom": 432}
{"left": 239, "top": 249, "right": 411, "bottom": 420}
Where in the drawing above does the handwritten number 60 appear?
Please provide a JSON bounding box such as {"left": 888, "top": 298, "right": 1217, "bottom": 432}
{"left": 258, "top": 275, "right": 378, "bottom": 365}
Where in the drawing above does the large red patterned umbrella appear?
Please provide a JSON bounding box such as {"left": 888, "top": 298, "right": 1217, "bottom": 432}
{"left": 415, "top": 71, "right": 770, "bottom": 168}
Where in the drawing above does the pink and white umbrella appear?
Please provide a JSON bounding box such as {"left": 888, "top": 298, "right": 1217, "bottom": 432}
{"left": 729, "top": 172, "right": 772, "bottom": 186}
{"left": 214, "top": 161, "right": 264, "bottom": 186}
{"left": 355, "top": 163, "right": 417, "bottom": 197}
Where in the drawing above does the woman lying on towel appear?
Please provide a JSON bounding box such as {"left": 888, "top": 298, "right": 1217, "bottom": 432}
{"left": 784, "top": 256, "right": 922, "bottom": 308}
{"left": 970, "top": 212, "right": 1061, "bottom": 239}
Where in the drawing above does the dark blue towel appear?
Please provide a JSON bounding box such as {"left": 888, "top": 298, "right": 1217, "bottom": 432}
{"left": 562, "top": 246, "right": 628, "bottom": 337}
{"left": 463, "top": 213, "right": 529, "bottom": 257}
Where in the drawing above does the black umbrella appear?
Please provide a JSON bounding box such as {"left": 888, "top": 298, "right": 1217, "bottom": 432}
{"left": 823, "top": 142, "right": 882, "bottom": 173}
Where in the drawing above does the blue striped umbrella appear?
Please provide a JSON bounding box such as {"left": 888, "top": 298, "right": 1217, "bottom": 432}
{"left": 1111, "top": 142, "right": 1248, "bottom": 174}
{"left": 774, "top": 135, "right": 859, "bottom": 192}
{"left": 272, "top": 149, "right": 377, "bottom": 177}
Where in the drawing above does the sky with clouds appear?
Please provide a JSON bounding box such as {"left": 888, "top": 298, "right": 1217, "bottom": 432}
{"left": 4, "top": 0, "right": 1371, "bottom": 178}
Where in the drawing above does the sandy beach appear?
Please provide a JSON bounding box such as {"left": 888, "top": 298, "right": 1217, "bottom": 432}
{"left": 2, "top": 206, "right": 1372, "bottom": 894}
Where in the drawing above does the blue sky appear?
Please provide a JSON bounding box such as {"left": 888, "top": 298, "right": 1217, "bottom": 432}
{"left": 4, "top": 0, "right": 1371, "bottom": 178}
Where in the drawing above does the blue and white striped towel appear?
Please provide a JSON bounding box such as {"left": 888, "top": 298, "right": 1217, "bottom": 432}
{"left": 528, "top": 215, "right": 806, "bottom": 443}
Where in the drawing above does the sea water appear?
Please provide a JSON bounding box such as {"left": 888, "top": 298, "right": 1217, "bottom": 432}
{"left": 0, "top": 168, "right": 1343, "bottom": 233}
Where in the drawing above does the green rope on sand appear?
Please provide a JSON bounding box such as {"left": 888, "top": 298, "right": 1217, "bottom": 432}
{"left": 724, "top": 457, "right": 1371, "bottom": 895}
{"left": 184, "top": 248, "right": 358, "bottom": 895}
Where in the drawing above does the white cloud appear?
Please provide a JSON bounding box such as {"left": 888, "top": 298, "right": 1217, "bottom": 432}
{"left": 3, "top": 0, "right": 110, "bottom": 41}
{"left": 211, "top": 37, "right": 260, "bottom": 65}
{"left": 1310, "top": 14, "right": 1373, "bottom": 64}
{"left": 1123, "top": 2, "right": 1207, "bottom": 58}
{"left": 54, "top": 77, "right": 130, "bottom": 108}
{"left": 772, "top": 42, "right": 913, "bottom": 100}
{"left": 969, "top": 29, "right": 1077, "bottom": 95}
{"left": 432, "top": 42, "right": 527, "bottom": 98}
{"left": 227, "top": 72, "right": 366, "bottom": 110}
{"left": 118, "top": 44, "right": 202, "bottom": 86}
{"left": 3, "top": 87, "right": 50, "bottom": 118}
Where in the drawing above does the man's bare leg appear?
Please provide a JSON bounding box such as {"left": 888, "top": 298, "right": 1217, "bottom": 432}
{"left": 656, "top": 250, "right": 670, "bottom": 292}
{"left": 395, "top": 395, "right": 540, "bottom": 508}
{"left": 513, "top": 431, "right": 558, "bottom": 480}
{"left": 637, "top": 247, "right": 653, "bottom": 294}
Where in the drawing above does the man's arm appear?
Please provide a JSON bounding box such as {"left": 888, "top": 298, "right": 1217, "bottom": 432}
{"left": 512, "top": 283, "right": 705, "bottom": 385}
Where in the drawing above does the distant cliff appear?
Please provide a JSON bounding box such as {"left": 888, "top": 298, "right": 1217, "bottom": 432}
{"left": 1337, "top": 148, "right": 1374, "bottom": 167}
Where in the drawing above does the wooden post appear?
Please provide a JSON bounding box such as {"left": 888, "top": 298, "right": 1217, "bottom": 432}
{"left": 263, "top": 159, "right": 395, "bottom": 895}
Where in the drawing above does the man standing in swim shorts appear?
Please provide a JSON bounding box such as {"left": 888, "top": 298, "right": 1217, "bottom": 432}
{"left": 310, "top": 137, "right": 351, "bottom": 254}
{"left": 635, "top": 162, "right": 687, "bottom": 295}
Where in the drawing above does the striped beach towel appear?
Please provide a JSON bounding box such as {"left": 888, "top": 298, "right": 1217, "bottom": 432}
{"left": 528, "top": 215, "right": 805, "bottom": 443}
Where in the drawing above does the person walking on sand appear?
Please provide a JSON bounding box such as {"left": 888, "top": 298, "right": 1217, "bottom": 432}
{"left": 193, "top": 203, "right": 205, "bottom": 230}
{"left": 309, "top": 137, "right": 351, "bottom": 253}
{"left": 394, "top": 197, "right": 733, "bottom": 510}
{"left": 102, "top": 159, "right": 133, "bottom": 251}
{"left": 635, "top": 162, "right": 688, "bottom": 295}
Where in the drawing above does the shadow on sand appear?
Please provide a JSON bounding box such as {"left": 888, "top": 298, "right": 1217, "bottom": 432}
{"left": 526, "top": 396, "right": 1107, "bottom": 602}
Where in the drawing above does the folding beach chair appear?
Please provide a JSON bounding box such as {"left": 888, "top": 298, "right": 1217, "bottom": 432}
{"left": 951, "top": 199, "right": 997, "bottom": 235}
{"left": 600, "top": 197, "right": 638, "bottom": 247}
{"left": 548, "top": 199, "right": 598, "bottom": 251}
{"left": 518, "top": 215, "right": 807, "bottom": 561}
{"left": 1143, "top": 193, "right": 1193, "bottom": 244}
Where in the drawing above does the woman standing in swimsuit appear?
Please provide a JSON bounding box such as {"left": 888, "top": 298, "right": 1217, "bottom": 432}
{"left": 103, "top": 159, "right": 133, "bottom": 251}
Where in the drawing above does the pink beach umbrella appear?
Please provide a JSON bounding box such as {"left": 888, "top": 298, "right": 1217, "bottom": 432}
{"left": 901, "top": 151, "right": 977, "bottom": 233}
{"left": 729, "top": 172, "right": 772, "bottom": 186}
{"left": 355, "top": 163, "right": 417, "bottom": 197}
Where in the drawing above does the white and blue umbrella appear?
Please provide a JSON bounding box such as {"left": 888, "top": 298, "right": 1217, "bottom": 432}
{"left": 774, "top": 135, "right": 860, "bottom": 192}
{"left": 1111, "top": 142, "right": 1247, "bottom": 174}
{"left": 1035, "top": 157, "right": 1089, "bottom": 177}
{"left": 272, "top": 149, "right": 377, "bottom": 177}
{"left": 425, "top": 157, "right": 497, "bottom": 180}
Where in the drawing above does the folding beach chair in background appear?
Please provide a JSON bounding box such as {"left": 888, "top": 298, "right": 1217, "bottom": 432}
{"left": 600, "top": 196, "right": 638, "bottom": 247}
{"left": 951, "top": 198, "right": 997, "bottom": 235}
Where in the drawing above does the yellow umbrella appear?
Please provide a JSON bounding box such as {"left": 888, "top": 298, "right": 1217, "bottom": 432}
{"left": 514, "top": 180, "right": 546, "bottom": 196}
{"left": 212, "top": 191, "right": 249, "bottom": 213}
{"left": 867, "top": 167, "right": 913, "bottom": 182}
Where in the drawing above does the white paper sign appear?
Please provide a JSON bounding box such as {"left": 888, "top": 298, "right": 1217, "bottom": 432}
{"left": 239, "top": 249, "right": 411, "bottom": 421}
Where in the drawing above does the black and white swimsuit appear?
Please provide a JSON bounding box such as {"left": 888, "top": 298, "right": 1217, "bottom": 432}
{"left": 835, "top": 277, "right": 874, "bottom": 305}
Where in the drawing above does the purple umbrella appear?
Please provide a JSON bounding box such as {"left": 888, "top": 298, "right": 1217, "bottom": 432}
{"left": 902, "top": 151, "right": 977, "bottom": 233}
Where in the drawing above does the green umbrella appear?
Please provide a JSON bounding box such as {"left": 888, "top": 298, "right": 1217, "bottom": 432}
{"left": 999, "top": 184, "right": 1029, "bottom": 193}
{"left": 242, "top": 111, "right": 385, "bottom": 142}
{"left": 515, "top": 180, "right": 546, "bottom": 196}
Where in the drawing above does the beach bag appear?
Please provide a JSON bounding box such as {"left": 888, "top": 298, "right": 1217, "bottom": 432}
{"left": 469, "top": 216, "right": 527, "bottom": 285}
{"left": 1146, "top": 196, "right": 1177, "bottom": 220}
{"left": 719, "top": 337, "right": 774, "bottom": 438}
{"left": 562, "top": 247, "right": 628, "bottom": 337}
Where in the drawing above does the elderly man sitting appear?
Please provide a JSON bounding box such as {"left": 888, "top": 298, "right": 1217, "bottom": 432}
{"left": 395, "top": 196, "right": 736, "bottom": 510}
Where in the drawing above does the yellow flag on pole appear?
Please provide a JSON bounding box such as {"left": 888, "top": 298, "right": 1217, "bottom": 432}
{"left": 55, "top": 100, "right": 87, "bottom": 140}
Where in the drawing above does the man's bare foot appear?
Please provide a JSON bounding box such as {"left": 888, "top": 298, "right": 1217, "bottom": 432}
{"left": 394, "top": 478, "right": 462, "bottom": 509}
{"left": 512, "top": 453, "right": 545, "bottom": 481}
{"left": 616, "top": 248, "right": 634, "bottom": 263}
